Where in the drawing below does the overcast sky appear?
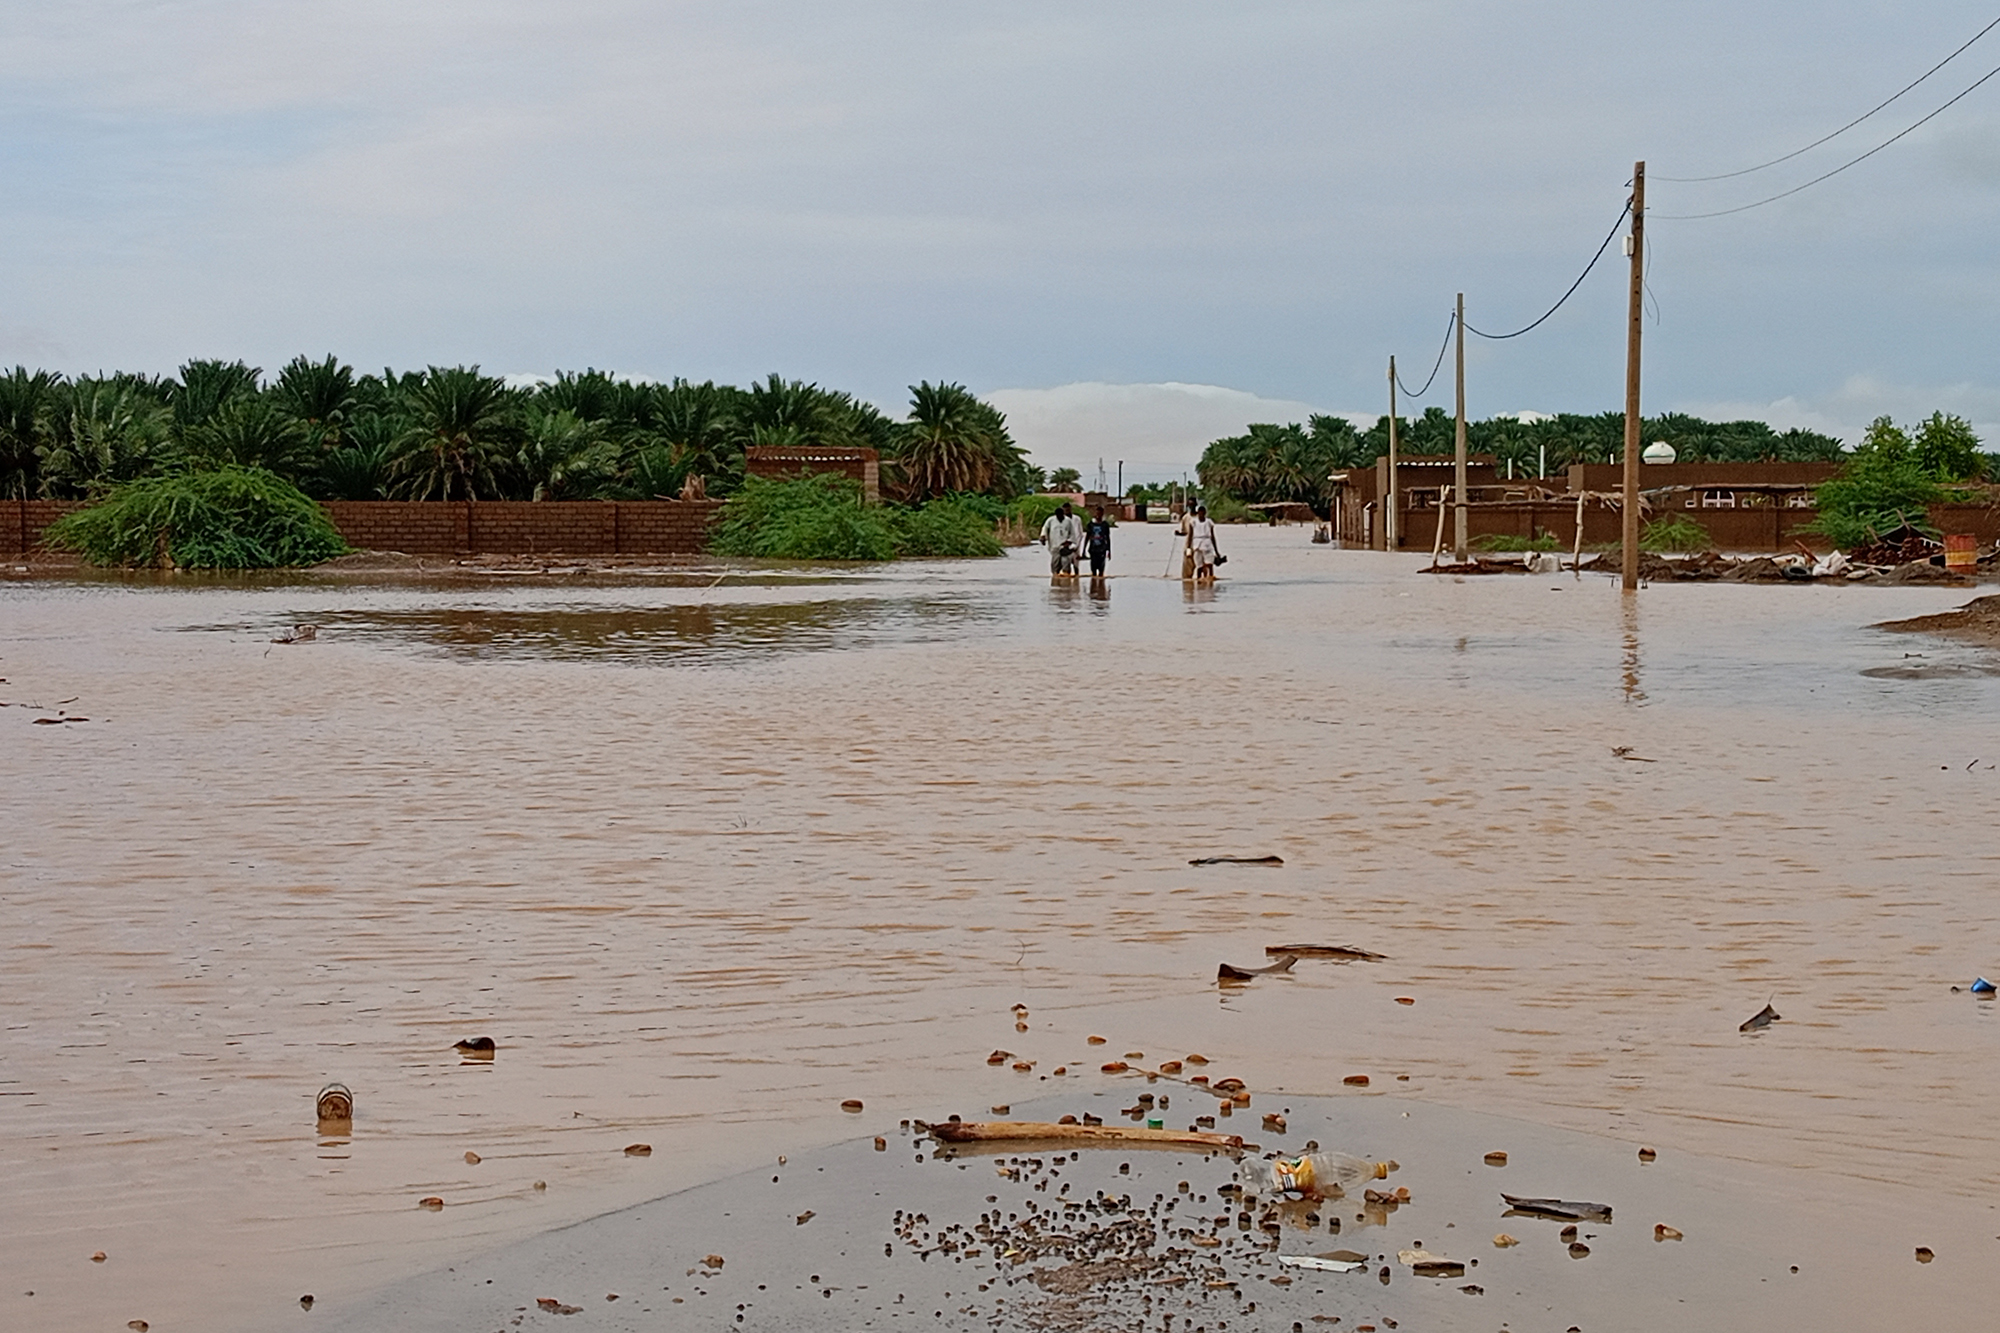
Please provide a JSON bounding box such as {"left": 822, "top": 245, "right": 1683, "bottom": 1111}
{"left": 5, "top": 1, "right": 2000, "bottom": 480}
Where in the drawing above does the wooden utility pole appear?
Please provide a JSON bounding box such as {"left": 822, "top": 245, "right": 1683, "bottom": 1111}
{"left": 1385, "top": 356, "right": 1400, "bottom": 551}
{"left": 1453, "top": 292, "right": 1468, "bottom": 563}
{"left": 1622, "top": 162, "right": 1646, "bottom": 591}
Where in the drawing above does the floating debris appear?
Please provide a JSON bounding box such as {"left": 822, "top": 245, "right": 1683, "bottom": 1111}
{"left": 1739, "top": 1003, "right": 1781, "bottom": 1033}
{"left": 270, "top": 624, "right": 319, "bottom": 644}
{"left": 1278, "top": 1255, "right": 1363, "bottom": 1273}
{"left": 1915, "top": 1246, "right": 1935, "bottom": 1263}
{"left": 1189, "top": 855, "right": 1284, "bottom": 866}
{"left": 1218, "top": 955, "right": 1298, "bottom": 982}
{"left": 315, "top": 1083, "right": 353, "bottom": 1128}
{"left": 453, "top": 1036, "right": 496, "bottom": 1057}
{"left": 841, "top": 1099, "right": 864, "bottom": 1112}
{"left": 1655, "top": 1224, "right": 1684, "bottom": 1241}
{"left": 1264, "top": 944, "right": 1386, "bottom": 961}
{"left": 926, "top": 1120, "right": 1243, "bottom": 1150}
{"left": 1398, "top": 1248, "right": 1465, "bottom": 1278}
{"left": 623, "top": 1143, "right": 652, "bottom": 1156}
{"left": 1483, "top": 1151, "right": 1508, "bottom": 1167}
{"left": 1638, "top": 1146, "right": 1658, "bottom": 1162}
{"left": 464, "top": 1151, "right": 481, "bottom": 1164}
{"left": 1502, "top": 1194, "right": 1612, "bottom": 1222}
{"left": 418, "top": 1196, "right": 444, "bottom": 1210}
{"left": 1493, "top": 1233, "right": 1519, "bottom": 1247}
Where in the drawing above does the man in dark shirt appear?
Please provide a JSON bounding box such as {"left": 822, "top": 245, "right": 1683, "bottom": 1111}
{"left": 1084, "top": 507, "right": 1113, "bottom": 578}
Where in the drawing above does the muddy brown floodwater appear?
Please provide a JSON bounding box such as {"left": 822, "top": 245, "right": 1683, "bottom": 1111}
{"left": 4, "top": 526, "right": 1999, "bottom": 1331}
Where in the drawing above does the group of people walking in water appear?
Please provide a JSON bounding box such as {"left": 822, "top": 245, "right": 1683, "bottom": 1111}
{"left": 1037, "top": 501, "right": 1222, "bottom": 583}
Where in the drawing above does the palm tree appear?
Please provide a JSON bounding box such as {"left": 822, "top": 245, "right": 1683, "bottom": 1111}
{"left": 169, "top": 359, "right": 261, "bottom": 434}
{"left": 387, "top": 366, "right": 518, "bottom": 500}
{"left": 39, "top": 377, "right": 172, "bottom": 496}
{"left": 0, "top": 366, "right": 62, "bottom": 499}
{"left": 517, "top": 405, "right": 621, "bottom": 500}
{"left": 274, "top": 355, "right": 357, "bottom": 451}
{"left": 893, "top": 381, "right": 1023, "bottom": 501}
{"left": 178, "top": 396, "right": 316, "bottom": 475}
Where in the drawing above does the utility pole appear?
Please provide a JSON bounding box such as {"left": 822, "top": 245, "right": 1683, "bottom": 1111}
{"left": 1453, "top": 292, "right": 1468, "bottom": 563}
{"left": 1622, "top": 162, "right": 1645, "bottom": 592}
{"left": 1386, "top": 356, "right": 1400, "bottom": 551}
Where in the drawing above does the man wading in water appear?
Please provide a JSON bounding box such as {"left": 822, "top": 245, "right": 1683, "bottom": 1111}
{"left": 1084, "top": 506, "right": 1113, "bottom": 579}
{"left": 1189, "top": 504, "right": 1221, "bottom": 584}
{"left": 1039, "top": 502, "right": 1083, "bottom": 577}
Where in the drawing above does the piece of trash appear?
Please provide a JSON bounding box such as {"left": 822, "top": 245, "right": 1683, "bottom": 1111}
{"left": 1189, "top": 855, "right": 1284, "bottom": 866}
{"left": 1655, "top": 1224, "right": 1683, "bottom": 1241}
{"left": 840, "top": 1099, "right": 864, "bottom": 1112}
{"left": 1568, "top": 1242, "right": 1591, "bottom": 1259}
{"left": 270, "top": 624, "right": 318, "bottom": 644}
{"left": 1459, "top": 1284, "right": 1484, "bottom": 1295}
{"left": 1493, "top": 1234, "right": 1518, "bottom": 1247}
{"left": 418, "top": 1196, "right": 444, "bottom": 1210}
{"left": 929, "top": 1120, "right": 1243, "bottom": 1149}
{"left": 1483, "top": 1151, "right": 1508, "bottom": 1166}
{"left": 1343, "top": 1074, "right": 1370, "bottom": 1087}
{"left": 702, "top": 1255, "right": 725, "bottom": 1269}
{"left": 1398, "top": 1248, "right": 1466, "bottom": 1277}
{"left": 1279, "top": 1255, "right": 1364, "bottom": 1273}
{"left": 1101, "top": 1061, "right": 1129, "bottom": 1072}
{"left": 623, "top": 1143, "right": 652, "bottom": 1156}
{"left": 1218, "top": 955, "right": 1298, "bottom": 982}
{"left": 535, "top": 1297, "right": 583, "bottom": 1314}
{"left": 1610, "top": 746, "right": 1656, "bottom": 762}
{"left": 1086, "top": 1035, "right": 1107, "bottom": 1045}
{"left": 1262, "top": 1113, "right": 1287, "bottom": 1133}
{"left": 873, "top": 1136, "right": 887, "bottom": 1150}
{"left": 454, "top": 1036, "right": 496, "bottom": 1056}
{"left": 299, "top": 1295, "right": 314, "bottom": 1309}
{"left": 990, "top": 1104, "right": 1010, "bottom": 1115}
{"left": 1263, "top": 944, "right": 1387, "bottom": 961}
{"left": 986, "top": 1049, "right": 1011, "bottom": 1065}
{"left": 1971, "top": 978, "right": 1996, "bottom": 996}
{"left": 91, "top": 1251, "right": 107, "bottom": 1263}
{"left": 1915, "top": 1246, "right": 1934, "bottom": 1263}
{"left": 1740, "top": 1003, "right": 1781, "bottom": 1032}
{"left": 1364, "top": 1186, "right": 1410, "bottom": 1205}
{"left": 1213, "top": 1077, "right": 1247, "bottom": 1093}
{"left": 533, "top": 1180, "right": 546, "bottom": 1190}
{"left": 796, "top": 1211, "right": 815, "bottom": 1226}
{"left": 315, "top": 1083, "right": 353, "bottom": 1127}
{"left": 1158, "top": 1060, "right": 1183, "bottom": 1074}
{"left": 1011, "top": 1060, "right": 1033, "bottom": 1071}
{"left": 129, "top": 1323, "right": 148, "bottom": 1331}
{"left": 1638, "top": 1146, "right": 1657, "bottom": 1162}
{"left": 1185, "top": 1053, "right": 1209, "bottom": 1064}
{"left": 32, "top": 715, "right": 88, "bottom": 724}
{"left": 1243, "top": 1152, "right": 1389, "bottom": 1200}
{"left": 1394, "top": 996, "right": 1415, "bottom": 1005}
{"left": 464, "top": 1151, "right": 481, "bottom": 1164}
{"left": 1501, "top": 1194, "right": 1612, "bottom": 1222}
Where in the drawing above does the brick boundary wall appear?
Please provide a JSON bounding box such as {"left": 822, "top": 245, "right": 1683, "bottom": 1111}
{"left": 4, "top": 499, "right": 725, "bottom": 558}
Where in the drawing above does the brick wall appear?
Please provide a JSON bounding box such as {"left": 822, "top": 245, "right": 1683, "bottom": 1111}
{"left": 7, "top": 499, "right": 724, "bottom": 558}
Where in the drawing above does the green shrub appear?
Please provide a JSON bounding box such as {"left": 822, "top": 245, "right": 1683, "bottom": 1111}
{"left": 1471, "top": 531, "right": 1562, "bottom": 552}
{"left": 710, "top": 474, "right": 897, "bottom": 560}
{"left": 1202, "top": 494, "right": 1265, "bottom": 524}
{"left": 892, "top": 497, "right": 1005, "bottom": 558}
{"left": 1639, "top": 514, "right": 1713, "bottom": 552}
{"left": 1005, "top": 495, "right": 1078, "bottom": 532}
{"left": 45, "top": 466, "right": 349, "bottom": 569}
{"left": 710, "top": 474, "right": 1005, "bottom": 561}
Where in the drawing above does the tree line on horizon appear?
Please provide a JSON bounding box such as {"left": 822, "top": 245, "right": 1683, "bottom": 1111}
{"left": 0, "top": 359, "right": 1039, "bottom": 505}
{"left": 1195, "top": 407, "right": 1869, "bottom": 515}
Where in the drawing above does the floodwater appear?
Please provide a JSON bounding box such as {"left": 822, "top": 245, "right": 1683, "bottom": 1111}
{"left": 4, "top": 526, "right": 1999, "bottom": 1331}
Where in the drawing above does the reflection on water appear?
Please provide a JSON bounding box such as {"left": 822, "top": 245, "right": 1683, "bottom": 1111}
{"left": 5, "top": 529, "right": 2000, "bottom": 1333}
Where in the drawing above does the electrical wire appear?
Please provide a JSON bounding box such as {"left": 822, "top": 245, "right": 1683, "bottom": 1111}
{"left": 1464, "top": 202, "right": 1632, "bottom": 339}
{"left": 1655, "top": 16, "right": 2000, "bottom": 182}
{"left": 1655, "top": 59, "right": 2000, "bottom": 219}
{"left": 1393, "top": 311, "right": 1456, "bottom": 400}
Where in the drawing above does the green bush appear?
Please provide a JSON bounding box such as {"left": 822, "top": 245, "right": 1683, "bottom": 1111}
{"left": 892, "top": 497, "right": 1005, "bottom": 557}
{"left": 45, "top": 466, "right": 349, "bottom": 569}
{"left": 1201, "top": 494, "right": 1265, "bottom": 524}
{"left": 1471, "top": 531, "right": 1562, "bottom": 552}
{"left": 1639, "top": 514, "right": 1713, "bottom": 552}
{"left": 710, "top": 474, "right": 1003, "bottom": 561}
{"left": 1005, "top": 495, "right": 1078, "bottom": 531}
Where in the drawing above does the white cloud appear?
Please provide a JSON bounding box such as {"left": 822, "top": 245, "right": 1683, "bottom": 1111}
{"left": 985, "top": 381, "right": 1368, "bottom": 483}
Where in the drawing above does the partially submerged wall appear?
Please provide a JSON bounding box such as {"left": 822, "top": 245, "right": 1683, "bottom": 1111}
{"left": 3, "top": 499, "right": 725, "bottom": 559}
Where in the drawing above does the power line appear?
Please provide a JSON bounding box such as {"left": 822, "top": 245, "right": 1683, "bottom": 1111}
{"left": 1463, "top": 202, "right": 1632, "bottom": 340}
{"left": 1655, "top": 16, "right": 2000, "bottom": 182}
{"left": 1655, "top": 59, "right": 2000, "bottom": 219}
{"left": 1393, "top": 311, "right": 1456, "bottom": 400}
